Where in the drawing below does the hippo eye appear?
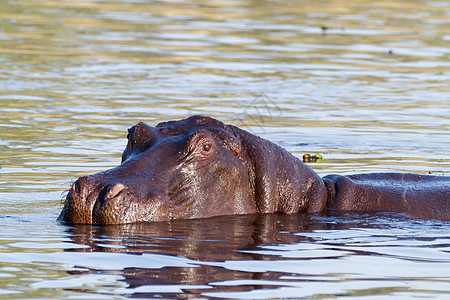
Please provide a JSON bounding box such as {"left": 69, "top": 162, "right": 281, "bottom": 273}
{"left": 202, "top": 143, "right": 212, "bottom": 152}
{"left": 185, "top": 131, "right": 216, "bottom": 159}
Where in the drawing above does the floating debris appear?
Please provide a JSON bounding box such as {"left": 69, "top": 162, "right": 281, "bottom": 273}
{"left": 303, "top": 153, "right": 323, "bottom": 163}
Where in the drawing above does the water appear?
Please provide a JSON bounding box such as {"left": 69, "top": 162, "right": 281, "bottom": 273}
{"left": 0, "top": 0, "right": 449, "bottom": 298}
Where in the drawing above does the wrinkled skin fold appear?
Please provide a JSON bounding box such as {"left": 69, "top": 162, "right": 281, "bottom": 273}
{"left": 59, "top": 116, "right": 450, "bottom": 224}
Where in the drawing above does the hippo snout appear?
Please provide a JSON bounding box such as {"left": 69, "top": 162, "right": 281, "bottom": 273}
{"left": 59, "top": 174, "right": 172, "bottom": 224}
{"left": 61, "top": 176, "right": 125, "bottom": 224}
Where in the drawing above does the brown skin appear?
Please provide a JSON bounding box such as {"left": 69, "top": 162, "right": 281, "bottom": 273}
{"left": 324, "top": 173, "right": 450, "bottom": 220}
{"left": 59, "top": 116, "right": 450, "bottom": 224}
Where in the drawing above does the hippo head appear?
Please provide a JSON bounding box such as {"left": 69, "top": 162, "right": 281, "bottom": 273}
{"left": 60, "top": 115, "right": 328, "bottom": 225}
{"left": 59, "top": 116, "right": 258, "bottom": 224}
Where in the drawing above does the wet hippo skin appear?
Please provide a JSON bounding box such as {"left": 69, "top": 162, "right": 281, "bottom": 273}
{"left": 59, "top": 116, "right": 450, "bottom": 224}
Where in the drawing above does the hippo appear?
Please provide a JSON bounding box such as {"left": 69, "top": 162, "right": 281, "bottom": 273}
{"left": 59, "top": 116, "right": 450, "bottom": 224}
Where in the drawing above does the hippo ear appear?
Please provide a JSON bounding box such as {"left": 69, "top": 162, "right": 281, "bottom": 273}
{"left": 122, "top": 122, "right": 157, "bottom": 163}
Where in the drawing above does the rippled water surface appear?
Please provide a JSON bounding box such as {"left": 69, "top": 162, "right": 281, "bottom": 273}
{"left": 0, "top": 0, "right": 449, "bottom": 298}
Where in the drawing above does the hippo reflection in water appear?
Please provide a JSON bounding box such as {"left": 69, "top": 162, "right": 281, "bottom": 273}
{"left": 59, "top": 116, "right": 450, "bottom": 224}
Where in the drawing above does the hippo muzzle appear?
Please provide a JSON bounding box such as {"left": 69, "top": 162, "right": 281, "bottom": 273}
{"left": 60, "top": 175, "right": 171, "bottom": 224}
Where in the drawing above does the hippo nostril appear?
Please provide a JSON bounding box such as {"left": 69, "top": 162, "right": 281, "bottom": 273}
{"left": 71, "top": 180, "right": 80, "bottom": 197}
{"left": 71, "top": 176, "right": 90, "bottom": 199}
{"left": 106, "top": 183, "right": 125, "bottom": 200}
{"left": 72, "top": 177, "right": 87, "bottom": 198}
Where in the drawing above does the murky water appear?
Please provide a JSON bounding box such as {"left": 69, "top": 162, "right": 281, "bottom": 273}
{"left": 0, "top": 0, "right": 449, "bottom": 298}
